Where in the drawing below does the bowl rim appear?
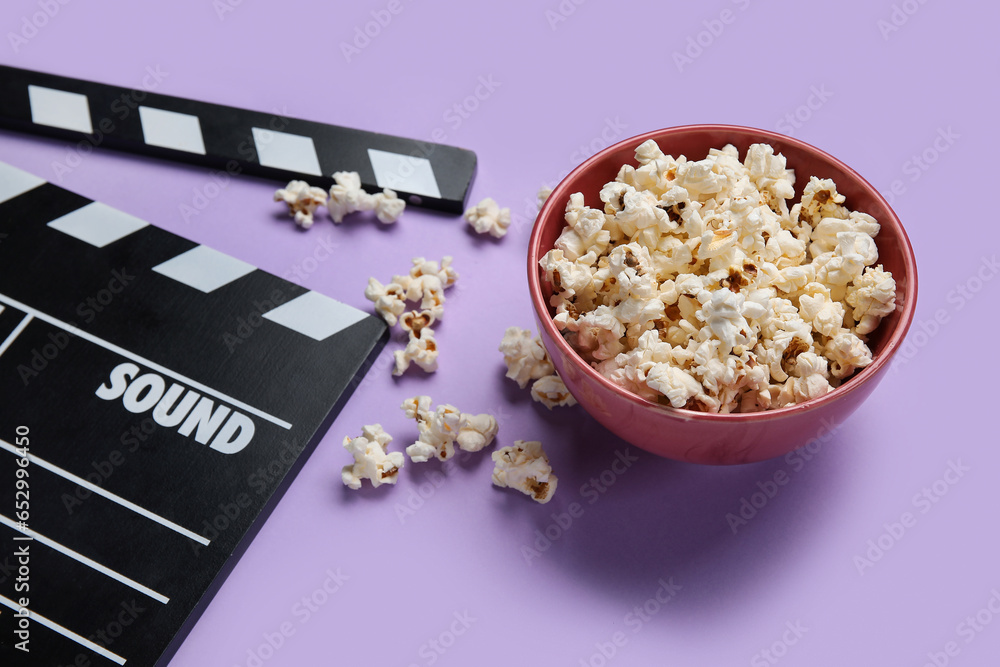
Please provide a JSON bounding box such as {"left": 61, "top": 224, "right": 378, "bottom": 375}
{"left": 527, "top": 123, "right": 919, "bottom": 422}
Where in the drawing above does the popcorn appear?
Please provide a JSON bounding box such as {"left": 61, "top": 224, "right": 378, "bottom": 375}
{"left": 816, "top": 232, "right": 879, "bottom": 286}
{"left": 499, "top": 327, "right": 554, "bottom": 388}
{"left": 798, "top": 177, "right": 848, "bottom": 226}
{"left": 540, "top": 141, "right": 897, "bottom": 412}
{"left": 328, "top": 171, "right": 374, "bottom": 223}
{"left": 341, "top": 424, "right": 403, "bottom": 489}
{"left": 408, "top": 257, "right": 454, "bottom": 318}
{"left": 846, "top": 265, "right": 896, "bottom": 334}
{"left": 274, "top": 180, "right": 328, "bottom": 229}
{"left": 776, "top": 352, "right": 833, "bottom": 407}
{"left": 456, "top": 412, "right": 500, "bottom": 453}
{"left": 366, "top": 257, "right": 458, "bottom": 374}
{"left": 401, "top": 396, "right": 498, "bottom": 462}
{"left": 327, "top": 171, "right": 405, "bottom": 224}
{"left": 825, "top": 330, "right": 873, "bottom": 379}
{"left": 399, "top": 309, "right": 436, "bottom": 337}
{"left": 364, "top": 277, "right": 407, "bottom": 326}
{"left": 464, "top": 197, "right": 511, "bottom": 238}
{"left": 491, "top": 440, "right": 558, "bottom": 504}
{"left": 373, "top": 188, "right": 406, "bottom": 224}
{"left": 393, "top": 328, "right": 439, "bottom": 376}
{"left": 645, "top": 363, "right": 703, "bottom": 409}
{"left": 557, "top": 193, "right": 611, "bottom": 260}
{"left": 573, "top": 306, "right": 625, "bottom": 361}
{"left": 530, "top": 375, "right": 577, "bottom": 409}
{"left": 695, "top": 288, "right": 751, "bottom": 356}
{"left": 499, "top": 327, "right": 578, "bottom": 409}
{"left": 798, "top": 283, "right": 846, "bottom": 337}
{"left": 538, "top": 185, "right": 553, "bottom": 208}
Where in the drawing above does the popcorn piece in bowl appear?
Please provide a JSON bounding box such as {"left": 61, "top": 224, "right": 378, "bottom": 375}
{"left": 274, "top": 180, "right": 328, "bottom": 229}
{"left": 401, "top": 396, "right": 499, "bottom": 462}
{"left": 539, "top": 140, "right": 898, "bottom": 412}
{"left": 846, "top": 265, "right": 897, "bottom": 335}
{"left": 491, "top": 440, "right": 558, "bottom": 504}
{"left": 341, "top": 424, "right": 403, "bottom": 489}
{"left": 465, "top": 197, "right": 511, "bottom": 238}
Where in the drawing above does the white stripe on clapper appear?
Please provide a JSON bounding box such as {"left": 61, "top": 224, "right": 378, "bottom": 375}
{"left": 0, "top": 439, "right": 210, "bottom": 546}
{"left": 0, "top": 313, "right": 33, "bottom": 358}
{"left": 0, "top": 291, "right": 292, "bottom": 430}
{"left": 0, "top": 513, "right": 169, "bottom": 604}
{"left": 0, "top": 593, "right": 127, "bottom": 665}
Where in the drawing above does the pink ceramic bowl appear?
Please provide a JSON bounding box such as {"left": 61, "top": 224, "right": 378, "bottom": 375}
{"left": 528, "top": 125, "right": 917, "bottom": 465}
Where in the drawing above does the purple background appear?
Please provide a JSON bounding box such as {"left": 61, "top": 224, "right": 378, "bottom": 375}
{"left": 3, "top": 0, "right": 999, "bottom": 665}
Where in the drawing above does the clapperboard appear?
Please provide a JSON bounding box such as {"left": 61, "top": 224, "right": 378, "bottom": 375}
{"left": 0, "top": 161, "right": 387, "bottom": 666}
{"left": 0, "top": 65, "right": 477, "bottom": 214}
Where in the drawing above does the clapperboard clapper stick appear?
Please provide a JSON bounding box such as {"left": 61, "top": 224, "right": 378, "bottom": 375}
{"left": 0, "top": 161, "right": 387, "bottom": 666}
{"left": 0, "top": 65, "right": 477, "bottom": 214}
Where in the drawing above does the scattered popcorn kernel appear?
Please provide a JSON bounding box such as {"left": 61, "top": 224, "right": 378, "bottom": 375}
{"left": 530, "top": 374, "right": 577, "bottom": 409}
{"left": 402, "top": 396, "right": 499, "bottom": 462}
{"left": 499, "top": 327, "right": 577, "bottom": 409}
{"left": 328, "top": 171, "right": 374, "bottom": 223}
{"left": 393, "top": 328, "right": 439, "bottom": 376}
{"left": 438, "top": 256, "right": 459, "bottom": 288}
{"left": 366, "top": 257, "right": 458, "bottom": 374}
{"left": 538, "top": 185, "right": 553, "bottom": 209}
{"left": 399, "top": 310, "right": 436, "bottom": 337}
{"left": 364, "top": 277, "right": 407, "bottom": 326}
{"left": 499, "top": 327, "right": 554, "bottom": 388}
{"left": 540, "top": 141, "right": 896, "bottom": 412}
{"left": 465, "top": 197, "right": 511, "bottom": 238}
{"left": 456, "top": 412, "right": 500, "bottom": 453}
{"left": 402, "top": 395, "right": 432, "bottom": 420}
{"left": 372, "top": 188, "right": 406, "bottom": 224}
{"left": 491, "top": 440, "right": 558, "bottom": 504}
{"left": 275, "top": 180, "right": 328, "bottom": 229}
{"left": 341, "top": 424, "right": 403, "bottom": 490}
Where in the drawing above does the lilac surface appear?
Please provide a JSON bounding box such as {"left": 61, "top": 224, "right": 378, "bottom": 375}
{"left": 2, "top": 0, "right": 998, "bottom": 665}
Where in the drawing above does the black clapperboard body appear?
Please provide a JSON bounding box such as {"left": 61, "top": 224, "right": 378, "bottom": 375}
{"left": 0, "top": 162, "right": 388, "bottom": 666}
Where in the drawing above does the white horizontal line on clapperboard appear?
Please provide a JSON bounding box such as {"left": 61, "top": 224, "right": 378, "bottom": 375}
{"left": 0, "top": 513, "right": 169, "bottom": 604}
{"left": 0, "top": 291, "right": 293, "bottom": 430}
{"left": 0, "top": 439, "right": 209, "bottom": 546}
{"left": 0, "top": 593, "right": 127, "bottom": 665}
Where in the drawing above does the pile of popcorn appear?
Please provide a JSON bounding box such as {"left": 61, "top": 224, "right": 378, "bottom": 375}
{"left": 365, "top": 257, "right": 458, "bottom": 376}
{"left": 275, "top": 171, "right": 406, "bottom": 228}
{"left": 341, "top": 396, "right": 558, "bottom": 503}
{"left": 539, "top": 141, "right": 897, "bottom": 413}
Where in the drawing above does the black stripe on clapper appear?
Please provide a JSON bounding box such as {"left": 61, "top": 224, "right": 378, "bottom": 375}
{"left": 0, "top": 65, "right": 477, "bottom": 214}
